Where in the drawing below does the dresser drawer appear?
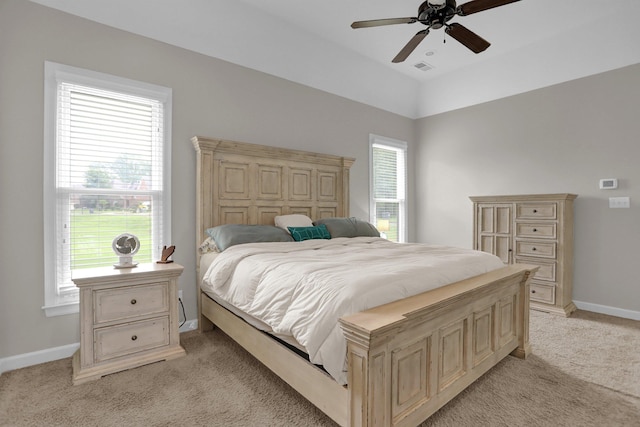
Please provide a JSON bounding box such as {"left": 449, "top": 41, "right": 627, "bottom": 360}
{"left": 94, "top": 283, "right": 169, "bottom": 324}
{"left": 516, "top": 241, "right": 556, "bottom": 259}
{"left": 516, "top": 203, "right": 557, "bottom": 220}
{"left": 515, "top": 259, "right": 556, "bottom": 282}
{"left": 94, "top": 317, "right": 170, "bottom": 363}
{"left": 530, "top": 283, "right": 555, "bottom": 304}
{"left": 515, "top": 223, "right": 556, "bottom": 239}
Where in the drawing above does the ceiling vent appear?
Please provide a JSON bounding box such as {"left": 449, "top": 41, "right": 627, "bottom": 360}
{"left": 414, "top": 62, "right": 434, "bottom": 71}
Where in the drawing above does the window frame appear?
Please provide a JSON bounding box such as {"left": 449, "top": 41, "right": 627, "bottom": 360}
{"left": 43, "top": 62, "right": 172, "bottom": 316}
{"left": 369, "top": 134, "right": 408, "bottom": 243}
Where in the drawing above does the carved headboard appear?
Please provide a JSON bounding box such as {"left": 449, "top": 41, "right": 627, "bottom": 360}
{"left": 192, "top": 136, "right": 355, "bottom": 248}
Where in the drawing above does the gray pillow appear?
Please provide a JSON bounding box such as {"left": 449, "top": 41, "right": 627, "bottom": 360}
{"left": 312, "top": 217, "right": 380, "bottom": 238}
{"left": 205, "top": 224, "right": 293, "bottom": 251}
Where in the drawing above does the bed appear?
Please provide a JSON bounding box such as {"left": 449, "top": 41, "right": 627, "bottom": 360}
{"left": 192, "top": 136, "right": 537, "bottom": 427}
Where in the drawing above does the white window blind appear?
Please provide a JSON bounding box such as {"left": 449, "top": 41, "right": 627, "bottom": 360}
{"left": 44, "top": 62, "right": 172, "bottom": 316}
{"left": 370, "top": 135, "right": 407, "bottom": 243}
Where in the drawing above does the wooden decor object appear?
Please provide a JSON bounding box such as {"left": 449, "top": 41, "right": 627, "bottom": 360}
{"left": 470, "top": 194, "right": 577, "bottom": 316}
{"left": 157, "top": 245, "right": 175, "bottom": 264}
{"left": 193, "top": 137, "right": 537, "bottom": 426}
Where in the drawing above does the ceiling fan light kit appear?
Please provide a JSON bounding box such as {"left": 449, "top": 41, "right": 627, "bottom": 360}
{"left": 351, "top": 0, "right": 521, "bottom": 62}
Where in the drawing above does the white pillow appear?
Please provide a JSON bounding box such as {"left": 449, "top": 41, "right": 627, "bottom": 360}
{"left": 274, "top": 214, "right": 313, "bottom": 233}
{"left": 198, "top": 237, "right": 219, "bottom": 254}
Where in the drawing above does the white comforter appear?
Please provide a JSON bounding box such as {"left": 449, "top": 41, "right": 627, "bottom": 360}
{"left": 202, "top": 237, "right": 504, "bottom": 385}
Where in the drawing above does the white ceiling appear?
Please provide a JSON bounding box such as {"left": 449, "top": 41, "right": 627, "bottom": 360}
{"left": 31, "top": 0, "right": 640, "bottom": 118}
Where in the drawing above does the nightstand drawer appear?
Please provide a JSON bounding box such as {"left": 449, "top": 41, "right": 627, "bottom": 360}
{"left": 94, "top": 283, "right": 169, "bottom": 324}
{"left": 516, "top": 241, "right": 556, "bottom": 259}
{"left": 515, "top": 223, "right": 556, "bottom": 239}
{"left": 94, "top": 317, "right": 169, "bottom": 363}
{"left": 530, "top": 283, "right": 555, "bottom": 304}
{"left": 516, "top": 203, "right": 557, "bottom": 220}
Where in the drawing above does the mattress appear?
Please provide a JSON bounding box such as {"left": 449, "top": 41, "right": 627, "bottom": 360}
{"left": 200, "top": 251, "right": 306, "bottom": 351}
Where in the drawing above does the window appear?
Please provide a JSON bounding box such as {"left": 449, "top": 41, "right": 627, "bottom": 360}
{"left": 369, "top": 135, "right": 407, "bottom": 243}
{"left": 43, "top": 62, "right": 172, "bottom": 316}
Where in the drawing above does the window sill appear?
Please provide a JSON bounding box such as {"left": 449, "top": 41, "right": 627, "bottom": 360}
{"left": 42, "top": 301, "right": 79, "bottom": 317}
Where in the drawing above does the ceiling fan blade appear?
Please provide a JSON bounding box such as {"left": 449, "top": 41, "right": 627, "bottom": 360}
{"left": 392, "top": 29, "right": 429, "bottom": 63}
{"left": 445, "top": 23, "right": 490, "bottom": 53}
{"left": 457, "top": 0, "right": 520, "bottom": 16}
{"left": 351, "top": 17, "right": 417, "bottom": 29}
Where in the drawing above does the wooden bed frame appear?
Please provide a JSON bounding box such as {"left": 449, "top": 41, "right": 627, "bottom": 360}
{"left": 192, "top": 136, "right": 537, "bottom": 427}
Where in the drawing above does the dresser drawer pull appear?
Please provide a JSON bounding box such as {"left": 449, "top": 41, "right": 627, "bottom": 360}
{"left": 532, "top": 247, "right": 537, "bottom": 251}
{"left": 131, "top": 335, "right": 138, "bottom": 341}
{"left": 533, "top": 209, "right": 538, "bottom": 213}
{"left": 533, "top": 228, "right": 538, "bottom": 232}
{"left": 130, "top": 299, "right": 137, "bottom": 305}
{"left": 531, "top": 290, "right": 536, "bottom": 294}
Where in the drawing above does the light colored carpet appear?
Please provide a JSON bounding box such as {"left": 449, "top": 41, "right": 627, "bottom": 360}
{"left": 1, "top": 310, "right": 639, "bottom": 426}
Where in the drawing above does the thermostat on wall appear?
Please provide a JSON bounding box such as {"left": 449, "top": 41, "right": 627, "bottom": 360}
{"left": 599, "top": 178, "right": 618, "bottom": 190}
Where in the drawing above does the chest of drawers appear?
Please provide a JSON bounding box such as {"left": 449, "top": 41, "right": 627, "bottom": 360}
{"left": 72, "top": 263, "right": 186, "bottom": 384}
{"left": 470, "top": 194, "right": 577, "bottom": 316}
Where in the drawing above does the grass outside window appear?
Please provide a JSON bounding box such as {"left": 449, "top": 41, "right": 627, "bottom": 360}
{"left": 71, "top": 209, "right": 152, "bottom": 269}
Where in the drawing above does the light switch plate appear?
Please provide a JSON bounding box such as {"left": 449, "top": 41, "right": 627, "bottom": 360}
{"left": 609, "top": 197, "right": 630, "bottom": 208}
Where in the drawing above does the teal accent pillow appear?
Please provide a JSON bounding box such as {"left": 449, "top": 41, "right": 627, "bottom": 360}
{"left": 312, "top": 217, "right": 380, "bottom": 238}
{"left": 287, "top": 224, "right": 331, "bottom": 242}
{"left": 206, "top": 224, "right": 293, "bottom": 251}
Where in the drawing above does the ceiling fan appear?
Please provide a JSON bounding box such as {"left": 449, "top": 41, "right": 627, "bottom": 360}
{"left": 351, "top": 0, "right": 521, "bottom": 63}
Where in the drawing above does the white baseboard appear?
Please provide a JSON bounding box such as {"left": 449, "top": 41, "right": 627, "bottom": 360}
{"left": 0, "top": 342, "right": 79, "bottom": 375}
{"left": 179, "top": 318, "right": 199, "bottom": 333}
{"left": 1, "top": 318, "right": 199, "bottom": 375}
{"left": 574, "top": 300, "right": 640, "bottom": 321}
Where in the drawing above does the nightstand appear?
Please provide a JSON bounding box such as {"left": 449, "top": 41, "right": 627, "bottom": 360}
{"left": 71, "top": 263, "right": 186, "bottom": 385}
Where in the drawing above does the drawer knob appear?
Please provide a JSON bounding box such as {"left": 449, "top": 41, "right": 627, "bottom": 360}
{"left": 131, "top": 335, "right": 138, "bottom": 341}
{"left": 532, "top": 247, "right": 537, "bottom": 251}
{"left": 533, "top": 228, "right": 538, "bottom": 232}
{"left": 531, "top": 290, "right": 536, "bottom": 294}
{"left": 533, "top": 209, "right": 538, "bottom": 213}
{"left": 130, "top": 299, "right": 137, "bottom": 305}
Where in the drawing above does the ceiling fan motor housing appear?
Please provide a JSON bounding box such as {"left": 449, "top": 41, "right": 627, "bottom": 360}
{"left": 420, "top": 0, "right": 457, "bottom": 29}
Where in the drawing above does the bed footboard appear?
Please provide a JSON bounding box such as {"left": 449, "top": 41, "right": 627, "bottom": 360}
{"left": 339, "top": 265, "right": 536, "bottom": 427}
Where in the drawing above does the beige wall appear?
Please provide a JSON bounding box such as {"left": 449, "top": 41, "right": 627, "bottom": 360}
{"left": 415, "top": 63, "right": 640, "bottom": 313}
{"left": 0, "top": 1, "right": 415, "bottom": 358}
